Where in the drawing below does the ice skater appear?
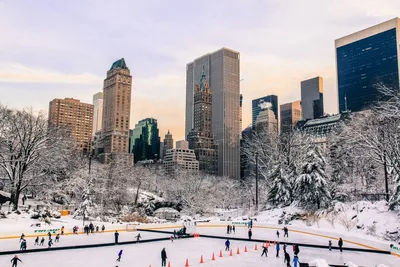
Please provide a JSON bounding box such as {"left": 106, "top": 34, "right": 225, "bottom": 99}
{"left": 338, "top": 238, "right": 343, "bottom": 252}
{"left": 48, "top": 238, "right": 53, "bottom": 248}
{"left": 284, "top": 252, "right": 291, "bottom": 267}
{"left": 61, "top": 226, "right": 65, "bottom": 235}
{"left": 283, "top": 227, "right": 289, "bottom": 238}
{"left": 19, "top": 234, "right": 25, "bottom": 242}
{"left": 276, "top": 230, "right": 280, "bottom": 239}
{"left": 40, "top": 237, "right": 45, "bottom": 246}
{"left": 114, "top": 231, "right": 119, "bottom": 244}
{"left": 135, "top": 233, "right": 141, "bottom": 243}
{"left": 293, "top": 255, "right": 300, "bottom": 267}
{"left": 328, "top": 240, "right": 332, "bottom": 251}
{"left": 34, "top": 236, "right": 39, "bottom": 245}
{"left": 276, "top": 242, "right": 280, "bottom": 258}
{"left": 261, "top": 245, "right": 268, "bottom": 257}
{"left": 161, "top": 248, "right": 167, "bottom": 267}
{"left": 10, "top": 255, "right": 22, "bottom": 267}
{"left": 248, "top": 228, "right": 252, "bottom": 240}
{"left": 55, "top": 233, "right": 60, "bottom": 242}
{"left": 116, "top": 249, "right": 123, "bottom": 261}
{"left": 232, "top": 225, "right": 235, "bottom": 233}
{"left": 19, "top": 239, "right": 26, "bottom": 251}
{"left": 294, "top": 244, "right": 300, "bottom": 256}
{"left": 225, "top": 239, "right": 230, "bottom": 251}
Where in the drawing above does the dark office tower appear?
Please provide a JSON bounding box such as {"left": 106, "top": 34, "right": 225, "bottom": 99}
{"left": 130, "top": 118, "right": 160, "bottom": 163}
{"left": 280, "top": 100, "right": 302, "bottom": 134}
{"left": 301, "top": 77, "right": 324, "bottom": 120}
{"left": 251, "top": 95, "right": 278, "bottom": 127}
{"left": 186, "top": 48, "right": 240, "bottom": 179}
{"left": 187, "top": 68, "right": 218, "bottom": 175}
{"left": 336, "top": 18, "right": 400, "bottom": 112}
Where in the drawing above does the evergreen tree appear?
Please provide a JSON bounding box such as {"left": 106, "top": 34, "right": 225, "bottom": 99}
{"left": 295, "top": 147, "right": 331, "bottom": 209}
{"left": 268, "top": 164, "right": 294, "bottom": 206}
{"left": 73, "top": 177, "right": 97, "bottom": 219}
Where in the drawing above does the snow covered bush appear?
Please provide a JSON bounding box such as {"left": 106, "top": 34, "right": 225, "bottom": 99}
{"left": 339, "top": 212, "right": 357, "bottom": 231}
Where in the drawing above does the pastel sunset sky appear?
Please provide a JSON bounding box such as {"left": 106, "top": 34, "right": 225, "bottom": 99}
{"left": 0, "top": 0, "right": 399, "bottom": 140}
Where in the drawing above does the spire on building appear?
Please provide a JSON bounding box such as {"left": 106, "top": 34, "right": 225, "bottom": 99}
{"left": 109, "top": 58, "right": 129, "bottom": 71}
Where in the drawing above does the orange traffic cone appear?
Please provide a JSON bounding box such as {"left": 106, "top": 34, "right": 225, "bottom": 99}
{"left": 244, "top": 246, "right": 248, "bottom": 252}
{"left": 219, "top": 250, "right": 223, "bottom": 257}
{"left": 212, "top": 253, "right": 216, "bottom": 260}
{"left": 229, "top": 249, "right": 233, "bottom": 256}
{"left": 274, "top": 240, "right": 276, "bottom": 245}
{"left": 267, "top": 241, "right": 270, "bottom": 247}
{"left": 237, "top": 247, "right": 240, "bottom": 254}
{"left": 168, "top": 262, "right": 171, "bottom": 267}
{"left": 254, "top": 244, "right": 258, "bottom": 251}
{"left": 185, "top": 258, "right": 189, "bottom": 267}
{"left": 200, "top": 255, "right": 204, "bottom": 264}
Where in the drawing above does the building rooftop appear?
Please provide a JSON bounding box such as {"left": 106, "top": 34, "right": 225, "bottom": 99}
{"left": 109, "top": 58, "right": 129, "bottom": 71}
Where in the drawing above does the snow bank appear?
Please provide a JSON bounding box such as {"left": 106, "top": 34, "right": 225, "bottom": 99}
{"left": 309, "top": 258, "right": 329, "bottom": 267}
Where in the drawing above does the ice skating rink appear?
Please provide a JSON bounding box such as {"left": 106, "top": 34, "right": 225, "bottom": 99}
{"left": 0, "top": 227, "right": 399, "bottom": 267}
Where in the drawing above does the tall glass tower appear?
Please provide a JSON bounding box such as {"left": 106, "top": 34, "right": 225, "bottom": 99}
{"left": 335, "top": 18, "right": 400, "bottom": 113}
{"left": 186, "top": 48, "right": 240, "bottom": 179}
{"left": 130, "top": 118, "right": 160, "bottom": 163}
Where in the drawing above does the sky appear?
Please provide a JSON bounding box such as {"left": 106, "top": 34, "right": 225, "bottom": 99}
{"left": 0, "top": 0, "right": 399, "bottom": 141}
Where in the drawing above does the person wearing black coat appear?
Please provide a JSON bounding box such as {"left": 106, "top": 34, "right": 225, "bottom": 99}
{"left": 261, "top": 246, "right": 268, "bottom": 257}
{"left": 294, "top": 244, "right": 299, "bottom": 256}
{"left": 161, "top": 248, "right": 167, "bottom": 267}
{"left": 10, "top": 255, "right": 22, "bottom": 267}
{"left": 338, "top": 238, "right": 343, "bottom": 252}
{"left": 248, "top": 229, "right": 252, "bottom": 240}
{"left": 284, "top": 252, "right": 291, "bottom": 267}
{"left": 114, "top": 231, "right": 119, "bottom": 244}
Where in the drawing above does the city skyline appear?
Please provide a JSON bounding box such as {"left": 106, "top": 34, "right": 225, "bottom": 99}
{"left": 1, "top": 1, "right": 400, "bottom": 140}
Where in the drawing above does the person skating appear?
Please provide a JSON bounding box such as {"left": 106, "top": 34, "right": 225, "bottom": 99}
{"left": 338, "top": 238, "right": 343, "bottom": 252}
{"left": 61, "top": 226, "right": 65, "bottom": 235}
{"left": 232, "top": 225, "right": 235, "bottom": 233}
{"left": 19, "top": 239, "right": 26, "bottom": 251}
{"left": 102, "top": 225, "right": 105, "bottom": 232}
{"left": 276, "top": 242, "right": 280, "bottom": 258}
{"left": 226, "top": 225, "right": 230, "bottom": 234}
{"left": 96, "top": 226, "right": 99, "bottom": 233}
{"left": 89, "top": 222, "right": 94, "bottom": 233}
{"left": 40, "top": 237, "right": 45, "bottom": 246}
{"left": 293, "top": 255, "right": 300, "bottom": 267}
{"left": 19, "top": 234, "right": 25, "bottom": 243}
{"left": 261, "top": 245, "right": 268, "bottom": 257}
{"left": 225, "top": 239, "right": 230, "bottom": 251}
{"left": 294, "top": 244, "right": 299, "bottom": 256}
{"left": 248, "top": 228, "right": 252, "bottom": 240}
{"left": 48, "top": 238, "right": 53, "bottom": 248}
{"left": 182, "top": 226, "right": 187, "bottom": 235}
{"left": 55, "top": 234, "right": 60, "bottom": 242}
{"left": 161, "top": 248, "right": 167, "bottom": 267}
{"left": 34, "top": 236, "right": 39, "bottom": 245}
{"left": 48, "top": 232, "right": 51, "bottom": 240}
{"left": 173, "top": 230, "right": 177, "bottom": 239}
{"left": 283, "top": 227, "right": 289, "bottom": 238}
{"left": 114, "top": 231, "right": 119, "bottom": 244}
{"left": 328, "top": 240, "right": 332, "bottom": 251}
{"left": 276, "top": 230, "right": 280, "bottom": 239}
{"left": 135, "top": 233, "right": 141, "bottom": 243}
{"left": 283, "top": 243, "right": 287, "bottom": 253}
{"left": 10, "top": 255, "right": 22, "bottom": 267}
{"left": 116, "top": 249, "right": 123, "bottom": 261}
{"left": 284, "top": 252, "right": 291, "bottom": 267}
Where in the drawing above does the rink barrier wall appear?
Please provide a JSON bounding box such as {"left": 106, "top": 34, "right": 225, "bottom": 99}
{"left": 0, "top": 235, "right": 193, "bottom": 256}
{"left": 136, "top": 229, "right": 392, "bottom": 255}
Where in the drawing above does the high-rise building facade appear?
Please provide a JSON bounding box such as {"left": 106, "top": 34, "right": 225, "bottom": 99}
{"left": 48, "top": 98, "right": 93, "bottom": 153}
{"left": 98, "top": 58, "right": 132, "bottom": 158}
{"left": 301, "top": 77, "right": 324, "bottom": 120}
{"left": 252, "top": 95, "right": 278, "bottom": 127}
{"left": 160, "top": 130, "right": 173, "bottom": 160}
{"left": 185, "top": 48, "right": 240, "bottom": 179}
{"left": 130, "top": 118, "right": 160, "bottom": 163}
{"left": 280, "top": 100, "right": 302, "bottom": 134}
{"left": 335, "top": 18, "right": 400, "bottom": 113}
{"left": 163, "top": 146, "right": 199, "bottom": 174}
{"left": 92, "top": 92, "right": 103, "bottom": 136}
{"left": 255, "top": 104, "right": 278, "bottom": 135}
{"left": 187, "top": 69, "right": 218, "bottom": 175}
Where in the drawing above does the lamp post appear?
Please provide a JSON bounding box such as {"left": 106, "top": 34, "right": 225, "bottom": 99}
{"left": 88, "top": 155, "right": 92, "bottom": 175}
{"left": 255, "top": 153, "right": 259, "bottom": 212}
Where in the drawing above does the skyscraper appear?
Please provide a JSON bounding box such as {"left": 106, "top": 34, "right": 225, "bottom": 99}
{"left": 252, "top": 95, "right": 278, "bottom": 128}
{"left": 92, "top": 92, "right": 103, "bottom": 136}
{"left": 97, "top": 58, "right": 132, "bottom": 163}
{"left": 185, "top": 48, "right": 240, "bottom": 179}
{"left": 48, "top": 98, "right": 93, "bottom": 153}
{"left": 160, "top": 130, "right": 173, "bottom": 160}
{"left": 301, "top": 77, "right": 324, "bottom": 119}
{"left": 130, "top": 118, "right": 160, "bottom": 163}
{"left": 280, "top": 100, "right": 302, "bottom": 134}
{"left": 187, "top": 68, "right": 218, "bottom": 175}
{"left": 335, "top": 18, "right": 400, "bottom": 113}
{"left": 255, "top": 103, "right": 278, "bottom": 135}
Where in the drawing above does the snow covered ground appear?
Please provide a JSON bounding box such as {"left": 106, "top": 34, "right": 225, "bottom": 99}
{"left": 0, "top": 234, "right": 399, "bottom": 267}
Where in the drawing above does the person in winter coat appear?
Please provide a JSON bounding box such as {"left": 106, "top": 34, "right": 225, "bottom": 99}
{"left": 232, "top": 225, "right": 235, "bottom": 233}
{"left": 338, "top": 238, "right": 343, "bottom": 252}
{"left": 34, "top": 236, "right": 39, "bottom": 245}
{"left": 96, "top": 226, "right": 99, "bottom": 232}
{"left": 135, "top": 233, "right": 141, "bottom": 243}
{"left": 276, "top": 230, "right": 280, "bottom": 239}
{"left": 283, "top": 227, "right": 289, "bottom": 238}
{"left": 40, "top": 237, "right": 45, "bottom": 246}
{"left": 226, "top": 225, "right": 230, "bottom": 234}
{"left": 284, "top": 252, "right": 291, "bottom": 267}
{"left": 10, "top": 255, "right": 22, "bottom": 267}
{"left": 19, "top": 234, "right": 25, "bottom": 242}
{"left": 328, "top": 240, "right": 332, "bottom": 251}
{"left": 48, "top": 238, "right": 53, "bottom": 248}
{"left": 48, "top": 232, "right": 52, "bottom": 240}
{"left": 293, "top": 255, "right": 300, "bottom": 267}
{"left": 116, "top": 250, "right": 123, "bottom": 261}
{"left": 248, "top": 229, "right": 252, "bottom": 240}
{"left": 261, "top": 245, "right": 268, "bottom": 257}
{"left": 161, "top": 248, "right": 167, "bottom": 267}
{"left": 114, "top": 231, "right": 119, "bottom": 244}
{"left": 102, "top": 225, "right": 105, "bottom": 232}
{"left": 276, "top": 242, "right": 280, "bottom": 258}
{"left": 283, "top": 243, "right": 287, "bottom": 253}
{"left": 19, "top": 240, "right": 26, "bottom": 251}
{"left": 55, "top": 234, "right": 60, "bottom": 242}
{"left": 61, "top": 226, "right": 65, "bottom": 235}
{"left": 225, "top": 239, "right": 230, "bottom": 251}
{"left": 294, "top": 244, "right": 299, "bottom": 256}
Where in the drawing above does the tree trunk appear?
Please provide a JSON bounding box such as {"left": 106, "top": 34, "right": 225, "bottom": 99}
{"left": 12, "top": 189, "right": 20, "bottom": 211}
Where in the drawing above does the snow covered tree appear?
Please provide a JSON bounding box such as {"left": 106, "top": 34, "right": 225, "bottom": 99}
{"left": 73, "top": 176, "right": 97, "bottom": 221}
{"left": 267, "top": 165, "right": 294, "bottom": 206}
{"left": 295, "top": 147, "right": 331, "bottom": 210}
